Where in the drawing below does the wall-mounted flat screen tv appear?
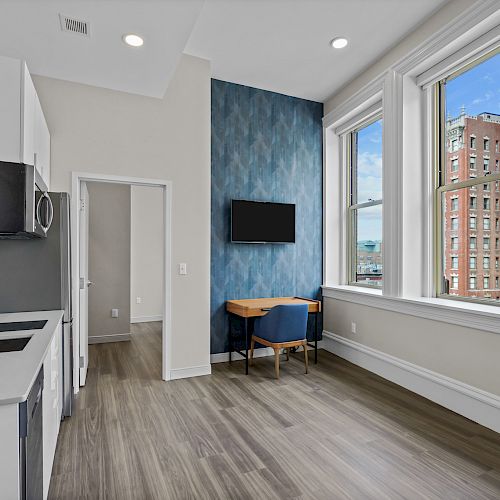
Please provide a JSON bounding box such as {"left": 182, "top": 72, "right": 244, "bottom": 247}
{"left": 231, "top": 200, "right": 295, "bottom": 243}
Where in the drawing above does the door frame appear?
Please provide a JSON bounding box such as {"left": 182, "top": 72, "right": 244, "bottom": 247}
{"left": 71, "top": 172, "right": 173, "bottom": 392}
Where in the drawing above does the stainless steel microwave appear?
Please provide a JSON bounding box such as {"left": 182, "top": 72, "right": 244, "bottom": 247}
{"left": 0, "top": 162, "right": 53, "bottom": 239}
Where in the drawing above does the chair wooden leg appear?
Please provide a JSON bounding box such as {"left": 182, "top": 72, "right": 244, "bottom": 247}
{"left": 285, "top": 348, "right": 289, "bottom": 361}
{"left": 249, "top": 337, "right": 255, "bottom": 366}
{"left": 303, "top": 342, "right": 309, "bottom": 374}
{"left": 274, "top": 348, "right": 280, "bottom": 379}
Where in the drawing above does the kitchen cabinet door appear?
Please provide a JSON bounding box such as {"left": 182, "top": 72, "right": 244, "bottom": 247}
{"left": 22, "top": 64, "right": 36, "bottom": 166}
{"left": 42, "top": 321, "right": 62, "bottom": 499}
{"left": 34, "top": 94, "right": 51, "bottom": 190}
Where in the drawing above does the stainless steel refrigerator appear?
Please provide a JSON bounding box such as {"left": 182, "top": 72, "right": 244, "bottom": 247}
{"left": 0, "top": 192, "right": 73, "bottom": 418}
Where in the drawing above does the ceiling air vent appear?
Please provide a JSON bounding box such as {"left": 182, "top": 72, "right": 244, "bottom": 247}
{"left": 59, "top": 14, "right": 90, "bottom": 37}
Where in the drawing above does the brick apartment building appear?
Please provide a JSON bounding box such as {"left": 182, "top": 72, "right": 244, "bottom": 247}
{"left": 444, "top": 109, "right": 500, "bottom": 301}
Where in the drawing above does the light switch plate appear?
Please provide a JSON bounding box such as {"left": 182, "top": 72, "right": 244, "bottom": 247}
{"left": 179, "top": 263, "right": 187, "bottom": 275}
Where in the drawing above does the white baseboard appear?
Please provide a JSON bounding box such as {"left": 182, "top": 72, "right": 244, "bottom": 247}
{"left": 169, "top": 364, "right": 212, "bottom": 380}
{"left": 88, "top": 333, "right": 131, "bottom": 344}
{"left": 322, "top": 330, "right": 500, "bottom": 434}
{"left": 130, "top": 315, "right": 163, "bottom": 324}
{"left": 211, "top": 346, "right": 275, "bottom": 364}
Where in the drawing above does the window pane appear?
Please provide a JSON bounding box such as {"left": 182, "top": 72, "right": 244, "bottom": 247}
{"left": 441, "top": 52, "right": 500, "bottom": 303}
{"left": 353, "top": 204, "right": 382, "bottom": 287}
{"left": 353, "top": 119, "right": 382, "bottom": 204}
{"left": 442, "top": 181, "right": 500, "bottom": 302}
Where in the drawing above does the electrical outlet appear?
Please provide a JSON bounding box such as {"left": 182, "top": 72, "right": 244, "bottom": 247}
{"left": 351, "top": 321, "right": 357, "bottom": 334}
{"left": 111, "top": 309, "right": 119, "bottom": 318}
{"left": 136, "top": 297, "right": 142, "bottom": 304}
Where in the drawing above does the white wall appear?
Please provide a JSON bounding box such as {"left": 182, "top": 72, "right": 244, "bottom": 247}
{"left": 323, "top": 0, "right": 500, "bottom": 400}
{"left": 87, "top": 182, "right": 131, "bottom": 341}
{"left": 33, "top": 54, "right": 211, "bottom": 373}
{"left": 130, "top": 185, "right": 163, "bottom": 323}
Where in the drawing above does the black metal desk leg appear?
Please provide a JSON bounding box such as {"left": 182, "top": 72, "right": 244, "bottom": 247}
{"left": 228, "top": 314, "right": 232, "bottom": 364}
{"left": 244, "top": 317, "right": 249, "bottom": 375}
{"left": 314, "top": 312, "right": 318, "bottom": 364}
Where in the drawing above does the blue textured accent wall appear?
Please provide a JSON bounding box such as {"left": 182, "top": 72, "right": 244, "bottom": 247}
{"left": 211, "top": 79, "right": 323, "bottom": 354}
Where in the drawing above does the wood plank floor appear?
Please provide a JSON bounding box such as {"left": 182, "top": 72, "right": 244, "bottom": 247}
{"left": 49, "top": 322, "right": 500, "bottom": 499}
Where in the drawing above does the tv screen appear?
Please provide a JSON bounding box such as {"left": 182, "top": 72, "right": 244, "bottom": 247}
{"left": 231, "top": 200, "right": 295, "bottom": 243}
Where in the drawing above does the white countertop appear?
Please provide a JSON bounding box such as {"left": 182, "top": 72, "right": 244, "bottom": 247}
{"left": 0, "top": 310, "right": 64, "bottom": 405}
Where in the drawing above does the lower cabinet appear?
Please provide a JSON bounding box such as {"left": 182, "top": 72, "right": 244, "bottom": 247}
{"left": 42, "top": 320, "right": 62, "bottom": 499}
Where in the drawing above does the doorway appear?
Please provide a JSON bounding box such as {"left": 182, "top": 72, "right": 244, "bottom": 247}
{"left": 71, "top": 172, "right": 172, "bottom": 391}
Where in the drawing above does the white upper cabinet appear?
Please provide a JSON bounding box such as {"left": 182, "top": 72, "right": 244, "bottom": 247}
{"left": 0, "top": 55, "right": 51, "bottom": 189}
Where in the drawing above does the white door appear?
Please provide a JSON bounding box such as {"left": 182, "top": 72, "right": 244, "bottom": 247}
{"left": 79, "top": 182, "right": 90, "bottom": 385}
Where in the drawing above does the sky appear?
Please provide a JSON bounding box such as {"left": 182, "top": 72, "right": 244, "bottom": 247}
{"left": 446, "top": 52, "right": 500, "bottom": 118}
{"left": 356, "top": 119, "right": 382, "bottom": 241}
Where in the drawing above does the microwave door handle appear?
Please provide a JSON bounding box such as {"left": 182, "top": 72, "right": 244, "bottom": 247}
{"left": 36, "top": 193, "right": 54, "bottom": 233}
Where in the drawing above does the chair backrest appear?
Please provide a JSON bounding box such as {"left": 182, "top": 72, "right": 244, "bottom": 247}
{"left": 255, "top": 304, "right": 308, "bottom": 343}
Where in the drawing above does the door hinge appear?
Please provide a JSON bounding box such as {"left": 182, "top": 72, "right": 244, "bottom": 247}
{"left": 80, "top": 199, "right": 85, "bottom": 211}
{"left": 80, "top": 356, "right": 85, "bottom": 368}
{"left": 79, "top": 277, "right": 85, "bottom": 289}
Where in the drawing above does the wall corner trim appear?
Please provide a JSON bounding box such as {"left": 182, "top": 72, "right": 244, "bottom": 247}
{"left": 130, "top": 315, "right": 163, "bottom": 324}
{"left": 88, "top": 333, "right": 131, "bottom": 344}
{"left": 322, "top": 330, "right": 500, "bottom": 433}
{"left": 169, "top": 364, "right": 212, "bottom": 380}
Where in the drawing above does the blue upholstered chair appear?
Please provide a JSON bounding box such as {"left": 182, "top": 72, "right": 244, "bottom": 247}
{"left": 250, "top": 304, "right": 309, "bottom": 379}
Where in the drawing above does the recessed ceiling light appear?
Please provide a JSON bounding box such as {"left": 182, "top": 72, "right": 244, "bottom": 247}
{"left": 331, "top": 37, "right": 348, "bottom": 49}
{"left": 123, "top": 34, "right": 144, "bottom": 47}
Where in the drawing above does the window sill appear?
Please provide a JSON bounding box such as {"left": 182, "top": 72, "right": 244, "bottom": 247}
{"left": 321, "top": 285, "right": 500, "bottom": 334}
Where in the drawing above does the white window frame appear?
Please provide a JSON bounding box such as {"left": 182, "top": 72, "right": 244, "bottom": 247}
{"left": 322, "top": 1, "right": 500, "bottom": 334}
{"left": 345, "top": 114, "right": 384, "bottom": 289}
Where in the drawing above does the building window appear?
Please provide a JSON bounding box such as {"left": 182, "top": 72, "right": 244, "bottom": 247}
{"left": 469, "top": 276, "right": 476, "bottom": 290}
{"left": 496, "top": 199, "right": 500, "bottom": 210}
{"left": 497, "top": 238, "right": 500, "bottom": 250}
{"left": 438, "top": 51, "right": 500, "bottom": 303}
{"left": 496, "top": 257, "right": 499, "bottom": 269}
{"left": 451, "top": 276, "right": 458, "bottom": 288}
{"left": 484, "top": 276, "right": 490, "bottom": 289}
{"left": 347, "top": 117, "right": 383, "bottom": 287}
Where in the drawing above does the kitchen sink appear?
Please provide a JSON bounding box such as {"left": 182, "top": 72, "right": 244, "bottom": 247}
{"left": 0, "top": 337, "right": 31, "bottom": 352}
{"left": 0, "top": 320, "right": 47, "bottom": 332}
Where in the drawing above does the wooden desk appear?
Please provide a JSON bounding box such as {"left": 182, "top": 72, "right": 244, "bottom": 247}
{"left": 226, "top": 297, "right": 321, "bottom": 374}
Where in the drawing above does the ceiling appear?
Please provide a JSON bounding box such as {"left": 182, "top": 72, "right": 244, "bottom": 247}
{"left": 185, "top": 0, "right": 448, "bottom": 102}
{"left": 0, "top": 0, "right": 448, "bottom": 101}
{"left": 0, "top": 1, "right": 204, "bottom": 98}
